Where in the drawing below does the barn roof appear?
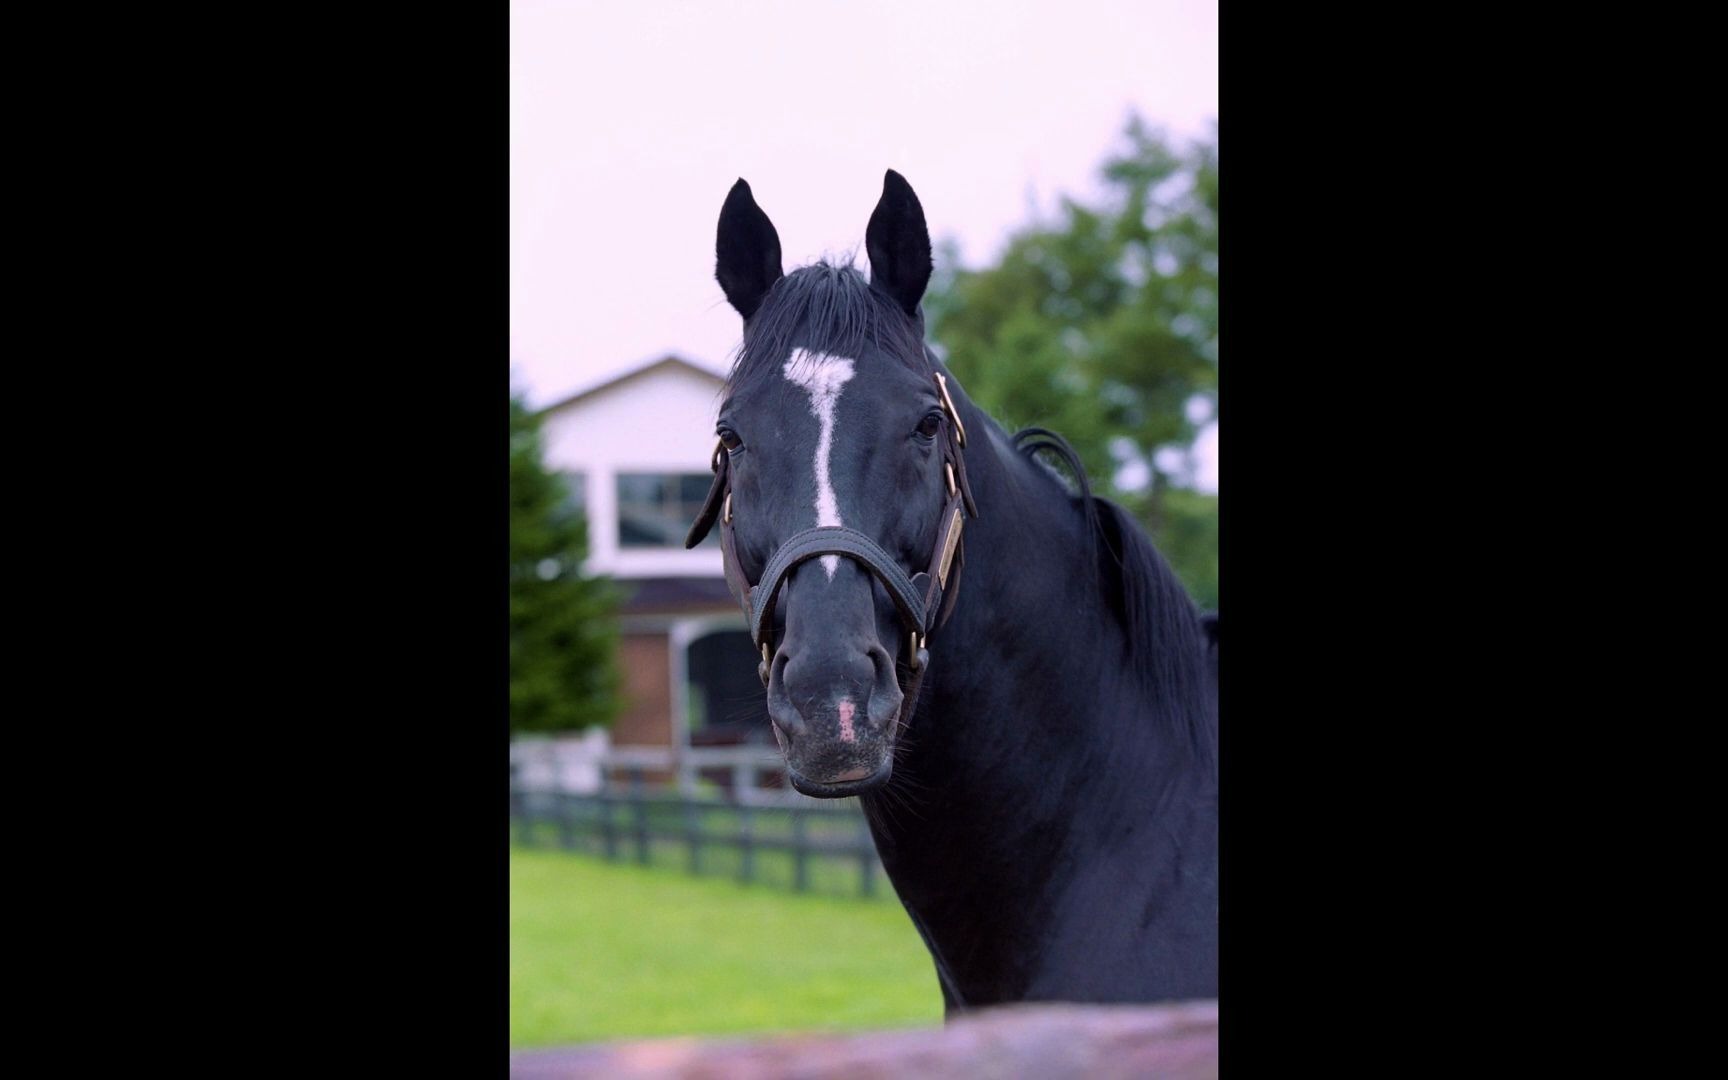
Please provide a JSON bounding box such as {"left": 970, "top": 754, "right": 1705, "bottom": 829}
{"left": 535, "top": 355, "right": 724, "bottom": 418}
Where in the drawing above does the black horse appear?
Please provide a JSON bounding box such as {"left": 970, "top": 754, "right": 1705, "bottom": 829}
{"left": 688, "top": 171, "right": 1217, "bottom": 1010}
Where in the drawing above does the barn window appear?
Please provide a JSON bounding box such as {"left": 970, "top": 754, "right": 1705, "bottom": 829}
{"left": 616, "top": 473, "right": 717, "bottom": 548}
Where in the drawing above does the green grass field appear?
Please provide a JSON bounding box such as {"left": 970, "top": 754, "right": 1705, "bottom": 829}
{"left": 510, "top": 847, "right": 945, "bottom": 1046}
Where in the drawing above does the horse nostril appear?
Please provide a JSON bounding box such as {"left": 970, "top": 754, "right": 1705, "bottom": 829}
{"left": 866, "top": 644, "right": 903, "bottom": 728}
{"left": 766, "top": 652, "right": 806, "bottom": 737}
{"left": 777, "top": 645, "right": 889, "bottom": 734}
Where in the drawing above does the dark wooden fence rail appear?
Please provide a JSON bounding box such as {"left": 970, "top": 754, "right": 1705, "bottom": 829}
{"left": 510, "top": 767, "right": 885, "bottom": 898}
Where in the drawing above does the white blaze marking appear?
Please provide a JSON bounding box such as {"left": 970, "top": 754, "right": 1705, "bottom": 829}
{"left": 782, "top": 348, "right": 857, "bottom": 579}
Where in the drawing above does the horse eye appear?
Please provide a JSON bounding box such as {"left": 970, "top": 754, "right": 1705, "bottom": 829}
{"left": 916, "top": 413, "right": 942, "bottom": 440}
{"left": 719, "top": 429, "right": 742, "bottom": 451}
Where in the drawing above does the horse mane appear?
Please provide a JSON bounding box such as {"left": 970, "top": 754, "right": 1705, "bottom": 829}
{"left": 1011, "top": 428, "right": 1216, "bottom": 762}
{"left": 724, "top": 260, "right": 929, "bottom": 396}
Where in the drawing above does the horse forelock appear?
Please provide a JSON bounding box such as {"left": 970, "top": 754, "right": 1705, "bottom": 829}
{"left": 724, "top": 260, "right": 928, "bottom": 397}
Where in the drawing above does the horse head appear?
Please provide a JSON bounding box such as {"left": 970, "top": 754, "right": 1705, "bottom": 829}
{"left": 690, "top": 171, "right": 973, "bottom": 798}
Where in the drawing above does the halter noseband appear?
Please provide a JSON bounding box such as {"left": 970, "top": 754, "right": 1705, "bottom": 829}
{"left": 685, "top": 367, "right": 979, "bottom": 720}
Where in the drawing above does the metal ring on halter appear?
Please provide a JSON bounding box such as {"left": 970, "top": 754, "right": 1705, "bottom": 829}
{"left": 723, "top": 492, "right": 732, "bottom": 525}
{"left": 945, "top": 462, "right": 957, "bottom": 498}
{"left": 935, "top": 372, "right": 966, "bottom": 448}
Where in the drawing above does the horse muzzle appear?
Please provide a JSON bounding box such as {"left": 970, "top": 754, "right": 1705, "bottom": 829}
{"left": 765, "top": 606, "right": 904, "bottom": 797}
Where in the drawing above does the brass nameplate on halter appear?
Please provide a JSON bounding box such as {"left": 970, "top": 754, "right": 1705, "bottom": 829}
{"left": 937, "top": 506, "right": 963, "bottom": 587}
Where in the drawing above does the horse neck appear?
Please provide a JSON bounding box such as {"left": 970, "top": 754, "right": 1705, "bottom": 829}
{"left": 921, "top": 416, "right": 1212, "bottom": 811}
{"left": 863, "top": 411, "right": 1216, "bottom": 959}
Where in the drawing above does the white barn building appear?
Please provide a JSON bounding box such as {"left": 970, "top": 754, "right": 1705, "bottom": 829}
{"left": 535, "top": 356, "right": 774, "bottom": 791}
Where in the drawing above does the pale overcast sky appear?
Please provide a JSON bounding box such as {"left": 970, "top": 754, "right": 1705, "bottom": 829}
{"left": 510, "top": 0, "right": 1217, "bottom": 488}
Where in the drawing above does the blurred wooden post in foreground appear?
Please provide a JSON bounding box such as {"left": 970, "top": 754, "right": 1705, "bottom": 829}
{"left": 508, "top": 1001, "right": 1219, "bottom": 1080}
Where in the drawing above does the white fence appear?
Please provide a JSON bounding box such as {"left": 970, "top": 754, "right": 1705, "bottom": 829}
{"left": 509, "top": 733, "right": 810, "bottom": 806}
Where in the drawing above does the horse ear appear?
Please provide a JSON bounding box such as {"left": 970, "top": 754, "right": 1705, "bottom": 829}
{"left": 716, "top": 178, "right": 784, "bottom": 320}
{"left": 866, "top": 169, "right": 932, "bottom": 317}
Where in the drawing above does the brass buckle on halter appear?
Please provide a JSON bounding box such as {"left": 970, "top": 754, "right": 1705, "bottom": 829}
{"left": 935, "top": 373, "right": 966, "bottom": 448}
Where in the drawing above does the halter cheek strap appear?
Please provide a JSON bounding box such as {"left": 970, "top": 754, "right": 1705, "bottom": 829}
{"left": 685, "top": 371, "right": 978, "bottom": 713}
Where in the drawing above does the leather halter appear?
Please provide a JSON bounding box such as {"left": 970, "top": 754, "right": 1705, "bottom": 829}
{"left": 684, "top": 367, "right": 979, "bottom": 717}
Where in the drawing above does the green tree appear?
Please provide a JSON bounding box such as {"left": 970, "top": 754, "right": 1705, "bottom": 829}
{"left": 924, "top": 114, "right": 1218, "bottom": 609}
{"left": 510, "top": 392, "right": 623, "bottom": 734}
